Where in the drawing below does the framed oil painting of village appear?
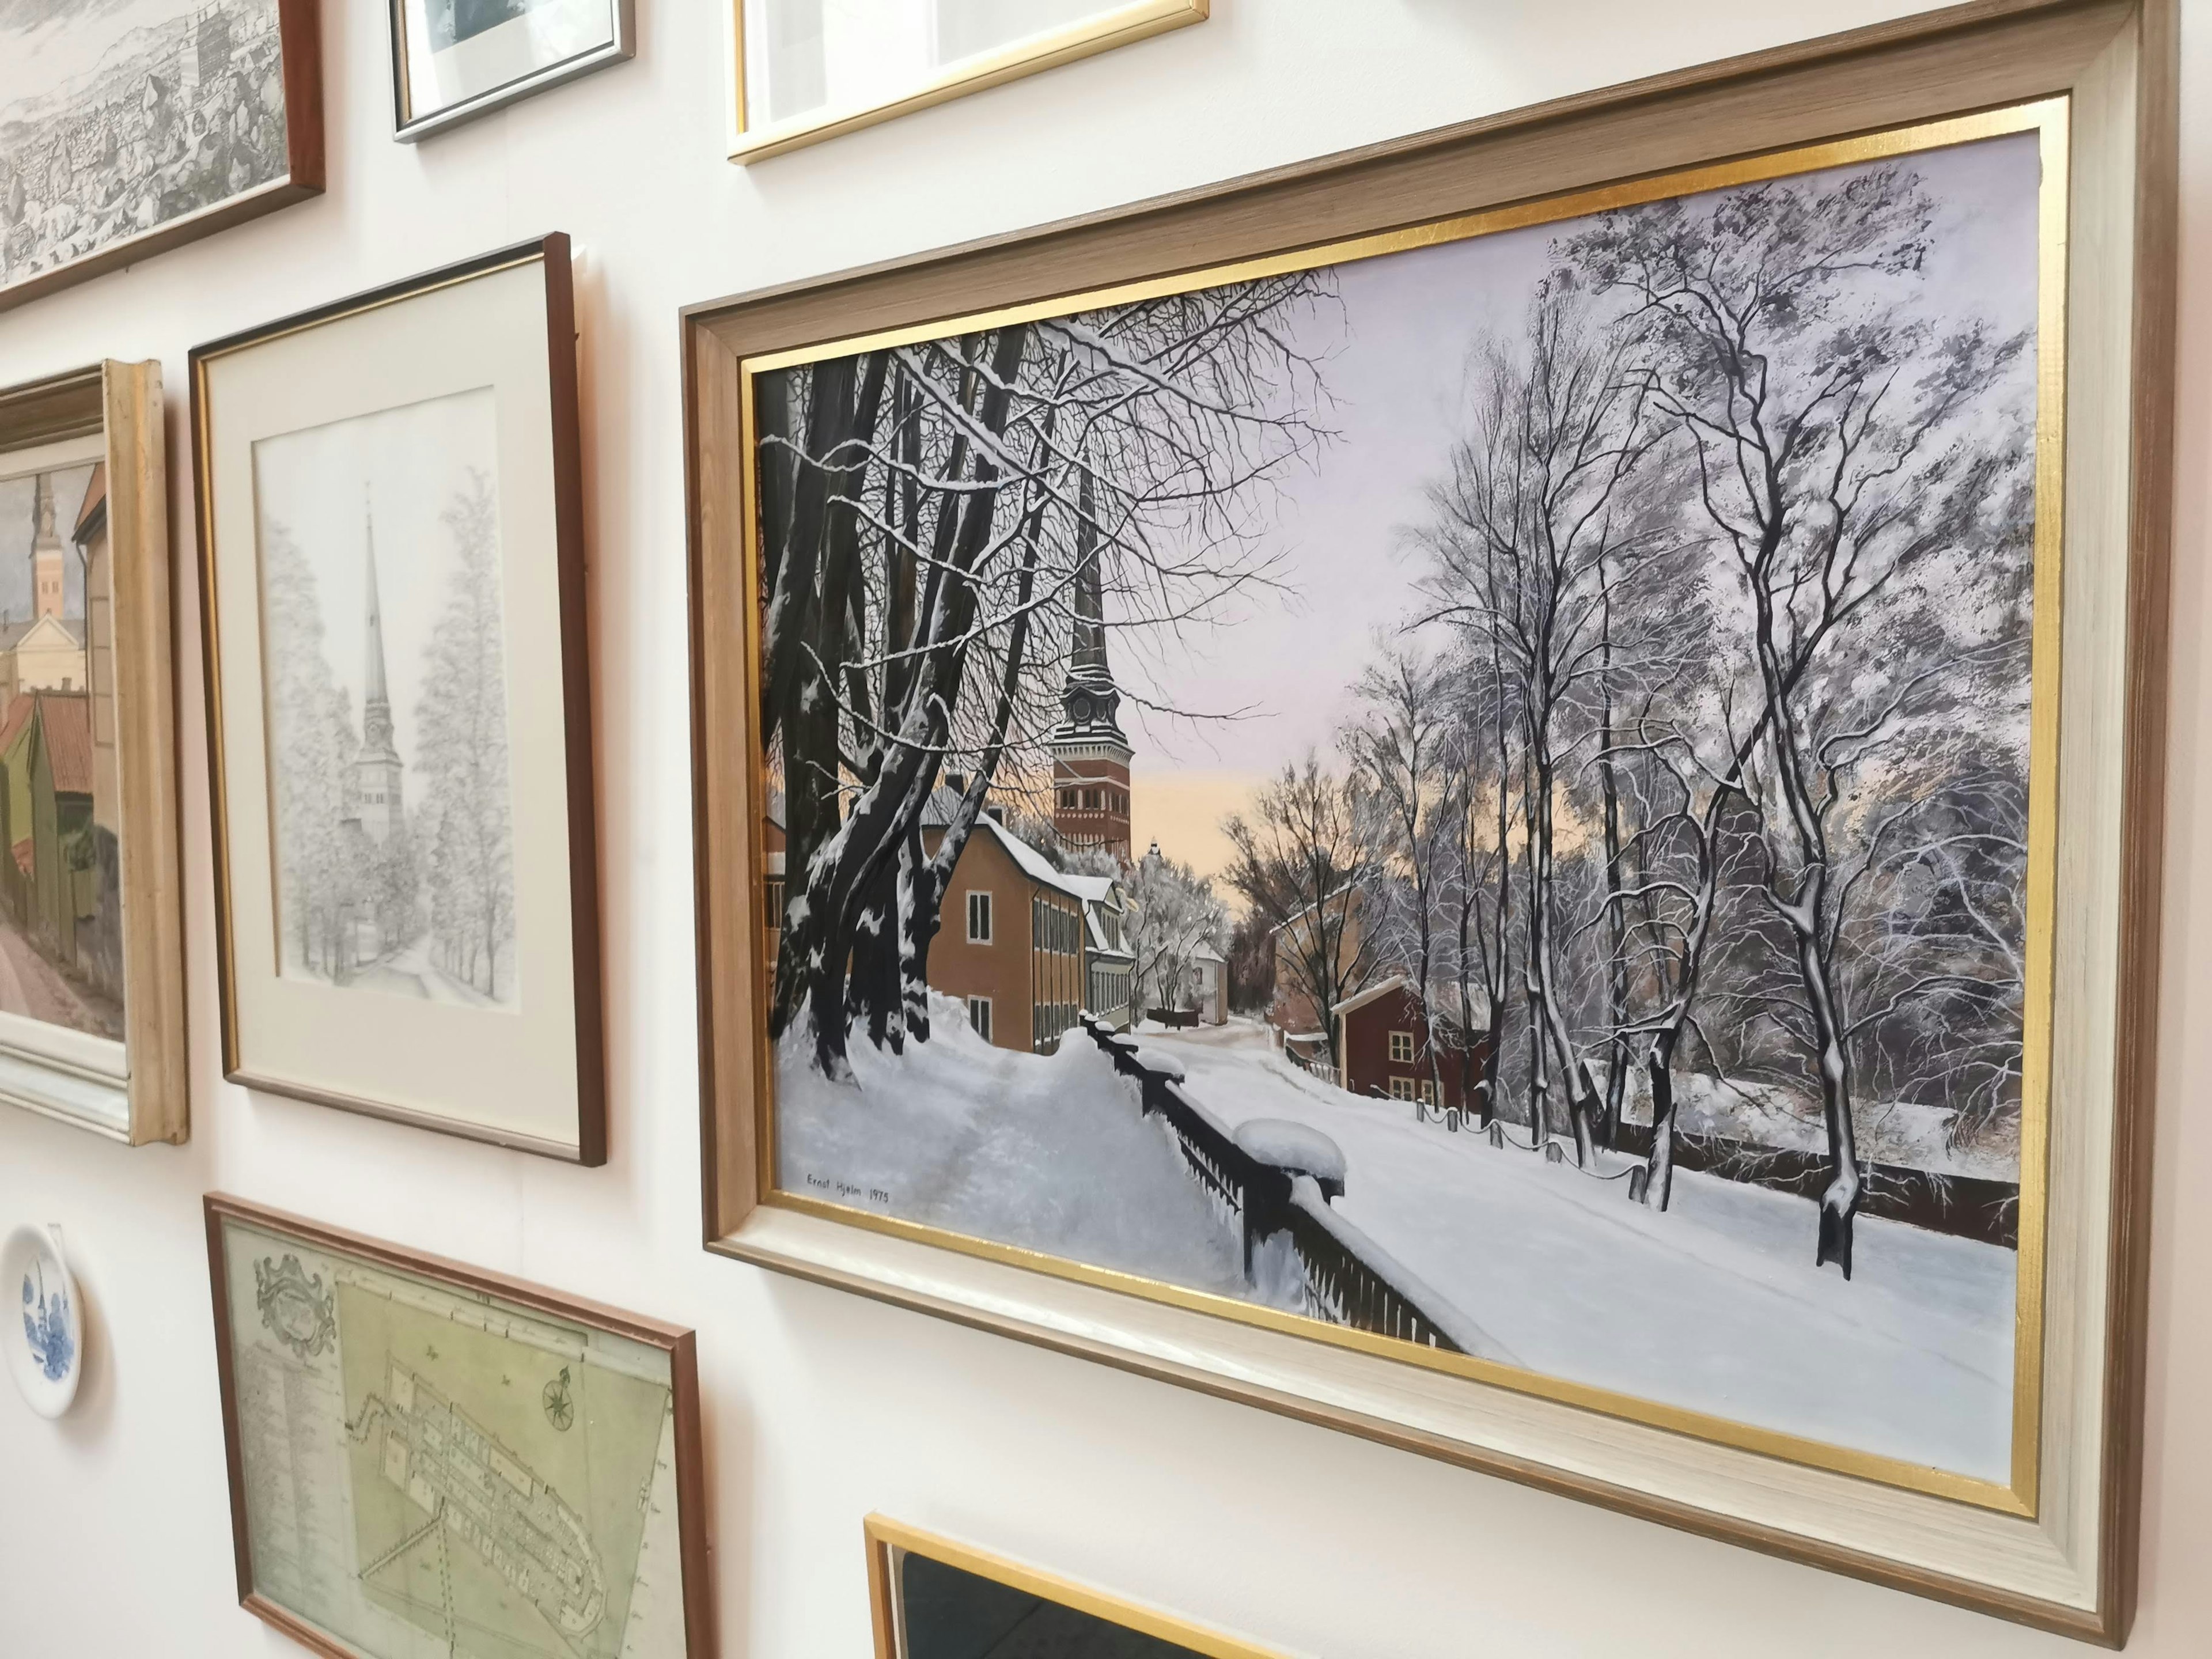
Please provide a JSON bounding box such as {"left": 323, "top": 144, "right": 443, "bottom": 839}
{"left": 0, "top": 0, "right": 323, "bottom": 313}
{"left": 0, "top": 362, "right": 187, "bottom": 1145}
{"left": 194, "top": 236, "right": 605, "bottom": 1161}
{"left": 204, "top": 1194, "right": 714, "bottom": 1659}
{"left": 863, "top": 1515, "right": 1288, "bottom": 1659}
{"left": 690, "top": 1, "right": 2174, "bottom": 1639}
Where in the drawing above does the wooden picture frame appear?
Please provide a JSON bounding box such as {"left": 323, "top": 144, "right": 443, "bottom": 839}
{"left": 684, "top": 0, "right": 2175, "bottom": 1641}
{"left": 388, "top": 0, "right": 637, "bottom": 142}
{"left": 194, "top": 236, "right": 607, "bottom": 1162}
{"left": 0, "top": 363, "right": 188, "bottom": 1146}
{"left": 728, "top": 0, "right": 1208, "bottom": 164}
{"left": 0, "top": 0, "right": 324, "bottom": 315}
{"left": 864, "top": 1514, "right": 1286, "bottom": 1659}
{"left": 205, "top": 1194, "right": 714, "bottom": 1659}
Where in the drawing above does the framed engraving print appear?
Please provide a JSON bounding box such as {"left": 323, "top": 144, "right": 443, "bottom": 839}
{"left": 205, "top": 1195, "right": 713, "bottom": 1659}
{"left": 0, "top": 363, "right": 188, "bottom": 1145}
{"left": 194, "top": 236, "right": 606, "bottom": 1161}
{"left": 865, "top": 1516, "right": 1284, "bottom": 1659}
{"left": 686, "top": 1, "right": 2175, "bottom": 1641}
{"left": 388, "top": 0, "right": 635, "bottom": 142}
{"left": 0, "top": 0, "right": 323, "bottom": 314}
{"left": 730, "top": 0, "right": 1207, "bottom": 164}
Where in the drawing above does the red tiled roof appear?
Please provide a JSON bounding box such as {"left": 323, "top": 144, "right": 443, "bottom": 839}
{"left": 36, "top": 693, "right": 92, "bottom": 797}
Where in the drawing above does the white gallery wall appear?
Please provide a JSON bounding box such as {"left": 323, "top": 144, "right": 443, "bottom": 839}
{"left": 2, "top": 1, "right": 2208, "bottom": 1653}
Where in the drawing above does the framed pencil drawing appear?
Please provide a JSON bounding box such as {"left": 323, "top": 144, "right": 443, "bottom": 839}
{"left": 864, "top": 1515, "right": 1286, "bottom": 1659}
{"left": 387, "top": 0, "right": 635, "bottom": 142}
{"left": 0, "top": 363, "right": 187, "bottom": 1145}
{"left": 204, "top": 1194, "right": 713, "bottom": 1659}
{"left": 194, "top": 236, "right": 606, "bottom": 1161}
{"left": 0, "top": 0, "right": 323, "bottom": 314}
{"left": 687, "top": 0, "right": 2175, "bottom": 1641}
{"left": 729, "top": 0, "right": 1207, "bottom": 164}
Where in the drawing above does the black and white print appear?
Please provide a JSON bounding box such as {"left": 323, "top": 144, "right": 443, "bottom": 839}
{"left": 0, "top": 0, "right": 290, "bottom": 293}
{"left": 760, "top": 131, "right": 2044, "bottom": 1480}
{"left": 253, "top": 389, "right": 520, "bottom": 1010}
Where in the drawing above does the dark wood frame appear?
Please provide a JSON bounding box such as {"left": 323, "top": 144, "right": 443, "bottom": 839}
{"left": 0, "top": 362, "right": 190, "bottom": 1145}
{"left": 0, "top": 0, "right": 325, "bottom": 316}
{"left": 683, "top": 0, "right": 2176, "bottom": 1643}
{"left": 204, "top": 1194, "right": 714, "bottom": 1659}
{"left": 191, "top": 234, "right": 608, "bottom": 1164}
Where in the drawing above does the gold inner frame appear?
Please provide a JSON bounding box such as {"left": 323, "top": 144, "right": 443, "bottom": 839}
{"left": 864, "top": 1514, "right": 1289, "bottom": 1659}
{"left": 736, "top": 98, "right": 2069, "bottom": 1516}
{"left": 728, "top": 0, "right": 1208, "bottom": 164}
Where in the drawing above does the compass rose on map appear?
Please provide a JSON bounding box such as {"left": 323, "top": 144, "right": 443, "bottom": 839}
{"left": 543, "top": 1366, "right": 575, "bottom": 1432}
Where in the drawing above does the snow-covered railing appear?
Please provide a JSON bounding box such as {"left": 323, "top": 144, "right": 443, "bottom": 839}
{"left": 1078, "top": 1017, "right": 1481, "bottom": 1355}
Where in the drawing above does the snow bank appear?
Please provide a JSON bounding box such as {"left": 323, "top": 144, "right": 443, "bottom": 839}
{"left": 775, "top": 1002, "right": 1252, "bottom": 1297}
{"left": 1141, "top": 1020, "right": 2020, "bottom": 1482}
{"left": 1232, "top": 1119, "right": 1347, "bottom": 1188}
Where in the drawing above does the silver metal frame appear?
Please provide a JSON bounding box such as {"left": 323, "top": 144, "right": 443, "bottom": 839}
{"left": 388, "top": 0, "right": 637, "bottom": 142}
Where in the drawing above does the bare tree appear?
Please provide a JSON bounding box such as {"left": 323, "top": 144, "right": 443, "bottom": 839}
{"left": 1222, "top": 755, "right": 1378, "bottom": 1071}
{"left": 759, "top": 272, "right": 1338, "bottom": 1079}
{"left": 1566, "top": 164, "right": 2034, "bottom": 1272}
{"left": 1129, "top": 847, "right": 1227, "bottom": 1013}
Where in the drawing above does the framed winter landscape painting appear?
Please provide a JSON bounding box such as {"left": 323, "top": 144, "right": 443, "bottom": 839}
{"left": 204, "top": 1194, "right": 714, "bottom": 1659}
{"left": 0, "top": 0, "right": 323, "bottom": 313}
{"left": 691, "top": 0, "right": 2175, "bottom": 1638}
{"left": 194, "top": 236, "right": 606, "bottom": 1161}
{"left": 0, "top": 363, "right": 188, "bottom": 1145}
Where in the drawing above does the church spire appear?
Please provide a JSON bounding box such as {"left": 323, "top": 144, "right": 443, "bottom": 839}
{"left": 1047, "top": 468, "right": 1133, "bottom": 861}
{"left": 363, "top": 489, "right": 391, "bottom": 711}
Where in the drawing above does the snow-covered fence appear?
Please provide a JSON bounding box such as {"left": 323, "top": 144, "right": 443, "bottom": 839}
{"left": 1078, "top": 1017, "right": 1484, "bottom": 1354}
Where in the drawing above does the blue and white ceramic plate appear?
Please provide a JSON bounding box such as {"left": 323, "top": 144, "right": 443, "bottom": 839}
{"left": 3, "top": 1224, "right": 82, "bottom": 1418}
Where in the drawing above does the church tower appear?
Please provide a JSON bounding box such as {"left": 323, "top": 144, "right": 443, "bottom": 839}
{"left": 1047, "top": 485, "right": 1133, "bottom": 862}
{"left": 29, "top": 472, "right": 63, "bottom": 622}
{"left": 353, "top": 497, "right": 404, "bottom": 844}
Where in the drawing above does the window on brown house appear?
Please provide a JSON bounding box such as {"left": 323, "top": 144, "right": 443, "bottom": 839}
{"left": 1388, "top": 1030, "right": 1414, "bottom": 1064}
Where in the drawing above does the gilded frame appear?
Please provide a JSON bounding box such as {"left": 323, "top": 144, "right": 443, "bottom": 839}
{"left": 685, "top": 0, "right": 2175, "bottom": 1641}
{"left": 191, "top": 236, "right": 608, "bottom": 1163}
{"left": 0, "top": 363, "right": 189, "bottom": 1146}
{"left": 863, "top": 1514, "right": 1288, "bottom": 1659}
{"left": 728, "top": 0, "right": 1208, "bottom": 164}
{"left": 204, "top": 1194, "right": 715, "bottom": 1659}
{"left": 0, "top": 0, "right": 324, "bottom": 316}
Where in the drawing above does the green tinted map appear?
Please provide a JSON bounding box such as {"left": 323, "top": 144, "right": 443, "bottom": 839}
{"left": 222, "top": 1219, "right": 688, "bottom": 1659}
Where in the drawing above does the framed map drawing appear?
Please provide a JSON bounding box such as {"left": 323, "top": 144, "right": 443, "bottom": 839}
{"left": 730, "top": 0, "right": 1206, "bottom": 163}
{"left": 865, "top": 1515, "right": 1285, "bottom": 1659}
{"left": 0, "top": 363, "right": 188, "bottom": 1145}
{"left": 686, "top": 1, "right": 2175, "bottom": 1641}
{"left": 205, "top": 1195, "right": 714, "bottom": 1659}
{"left": 388, "top": 0, "right": 635, "bottom": 142}
{"left": 0, "top": 0, "right": 323, "bottom": 314}
{"left": 193, "top": 236, "right": 606, "bottom": 1160}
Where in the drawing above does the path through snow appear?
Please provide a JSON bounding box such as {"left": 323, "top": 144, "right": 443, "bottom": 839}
{"left": 777, "top": 1001, "right": 1253, "bottom": 1300}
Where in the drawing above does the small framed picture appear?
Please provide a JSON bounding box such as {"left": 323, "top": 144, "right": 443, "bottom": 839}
{"left": 206, "top": 1194, "right": 714, "bottom": 1659}
{"left": 192, "top": 236, "right": 605, "bottom": 1161}
{"left": 388, "top": 0, "right": 634, "bottom": 142}
{"left": 865, "top": 1515, "right": 1282, "bottom": 1658}
{"left": 731, "top": 0, "right": 1207, "bottom": 163}
{"left": 0, "top": 363, "right": 188, "bottom": 1146}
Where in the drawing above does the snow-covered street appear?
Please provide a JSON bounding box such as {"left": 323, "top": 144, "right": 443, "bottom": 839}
{"left": 777, "top": 999, "right": 1255, "bottom": 1300}
{"left": 1141, "top": 1020, "right": 2018, "bottom": 1482}
{"left": 778, "top": 1000, "right": 2017, "bottom": 1483}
